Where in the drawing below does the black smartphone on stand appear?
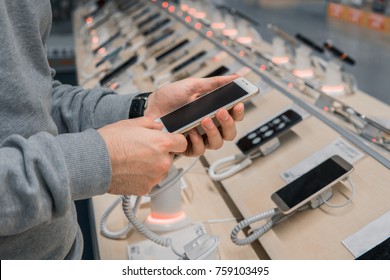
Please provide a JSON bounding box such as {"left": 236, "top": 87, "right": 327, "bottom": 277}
{"left": 271, "top": 155, "right": 354, "bottom": 214}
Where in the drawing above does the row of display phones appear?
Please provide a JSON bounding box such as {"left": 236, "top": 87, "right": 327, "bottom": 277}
{"left": 79, "top": 0, "right": 250, "bottom": 92}
{"left": 79, "top": 0, "right": 357, "bottom": 216}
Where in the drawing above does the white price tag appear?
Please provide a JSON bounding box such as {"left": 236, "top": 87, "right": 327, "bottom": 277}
{"left": 281, "top": 138, "right": 364, "bottom": 183}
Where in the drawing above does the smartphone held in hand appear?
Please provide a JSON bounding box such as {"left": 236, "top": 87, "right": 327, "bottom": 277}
{"left": 156, "top": 77, "right": 259, "bottom": 134}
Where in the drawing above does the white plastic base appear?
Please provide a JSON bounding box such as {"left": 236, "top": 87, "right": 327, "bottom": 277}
{"left": 128, "top": 224, "right": 215, "bottom": 260}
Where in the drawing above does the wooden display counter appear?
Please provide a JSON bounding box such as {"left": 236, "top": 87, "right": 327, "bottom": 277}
{"left": 73, "top": 2, "right": 390, "bottom": 260}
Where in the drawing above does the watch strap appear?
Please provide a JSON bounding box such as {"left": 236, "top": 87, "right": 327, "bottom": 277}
{"left": 128, "top": 92, "right": 152, "bottom": 118}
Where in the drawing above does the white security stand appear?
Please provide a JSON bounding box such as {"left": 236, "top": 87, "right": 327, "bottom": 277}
{"left": 321, "top": 60, "right": 346, "bottom": 96}
{"left": 271, "top": 37, "right": 289, "bottom": 65}
{"left": 293, "top": 46, "right": 314, "bottom": 79}
{"left": 144, "top": 166, "right": 190, "bottom": 232}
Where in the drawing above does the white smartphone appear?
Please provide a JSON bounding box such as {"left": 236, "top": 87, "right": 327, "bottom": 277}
{"left": 271, "top": 155, "right": 354, "bottom": 214}
{"left": 155, "top": 77, "right": 259, "bottom": 134}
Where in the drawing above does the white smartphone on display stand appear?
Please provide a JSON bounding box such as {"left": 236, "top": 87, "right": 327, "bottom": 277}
{"left": 155, "top": 77, "right": 260, "bottom": 134}
{"left": 271, "top": 155, "right": 354, "bottom": 214}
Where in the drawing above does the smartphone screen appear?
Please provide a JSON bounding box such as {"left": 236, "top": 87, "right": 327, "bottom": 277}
{"left": 160, "top": 82, "right": 253, "bottom": 133}
{"left": 272, "top": 156, "right": 352, "bottom": 212}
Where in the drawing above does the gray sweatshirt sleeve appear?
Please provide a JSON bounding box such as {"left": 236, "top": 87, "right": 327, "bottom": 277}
{"left": 0, "top": 129, "right": 111, "bottom": 236}
{"left": 0, "top": 0, "right": 148, "bottom": 240}
{"left": 50, "top": 68, "right": 138, "bottom": 133}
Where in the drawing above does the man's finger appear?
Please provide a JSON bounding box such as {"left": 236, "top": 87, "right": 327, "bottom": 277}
{"left": 230, "top": 103, "right": 245, "bottom": 122}
{"left": 167, "top": 133, "right": 188, "bottom": 153}
{"left": 123, "top": 117, "right": 164, "bottom": 130}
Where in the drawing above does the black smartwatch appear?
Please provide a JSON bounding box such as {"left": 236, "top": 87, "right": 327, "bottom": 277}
{"left": 128, "top": 92, "right": 152, "bottom": 118}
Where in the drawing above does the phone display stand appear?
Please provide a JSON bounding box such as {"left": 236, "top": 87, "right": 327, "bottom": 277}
{"left": 121, "top": 163, "right": 221, "bottom": 260}
{"left": 208, "top": 137, "right": 281, "bottom": 181}
{"left": 271, "top": 37, "right": 290, "bottom": 65}
{"left": 231, "top": 187, "right": 335, "bottom": 246}
{"left": 292, "top": 46, "right": 314, "bottom": 80}
{"left": 320, "top": 60, "right": 346, "bottom": 96}
{"left": 209, "top": 108, "right": 303, "bottom": 182}
{"left": 257, "top": 137, "right": 281, "bottom": 156}
{"left": 145, "top": 166, "right": 190, "bottom": 232}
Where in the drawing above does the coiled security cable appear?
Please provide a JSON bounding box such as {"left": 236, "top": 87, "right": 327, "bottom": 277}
{"left": 230, "top": 206, "right": 308, "bottom": 246}
{"left": 122, "top": 195, "right": 186, "bottom": 259}
{"left": 120, "top": 158, "right": 199, "bottom": 259}
{"left": 231, "top": 177, "right": 357, "bottom": 246}
{"left": 208, "top": 151, "right": 262, "bottom": 181}
{"left": 320, "top": 177, "right": 356, "bottom": 208}
{"left": 100, "top": 195, "right": 142, "bottom": 239}
{"left": 100, "top": 158, "right": 199, "bottom": 240}
{"left": 231, "top": 208, "right": 278, "bottom": 246}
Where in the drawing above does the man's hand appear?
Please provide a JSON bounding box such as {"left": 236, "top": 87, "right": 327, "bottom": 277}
{"left": 98, "top": 117, "right": 187, "bottom": 196}
{"left": 144, "top": 75, "right": 245, "bottom": 156}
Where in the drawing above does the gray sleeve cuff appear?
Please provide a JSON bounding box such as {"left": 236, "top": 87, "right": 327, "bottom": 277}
{"left": 93, "top": 93, "right": 136, "bottom": 128}
{"left": 56, "top": 129, "right": 111, "bottom": 200}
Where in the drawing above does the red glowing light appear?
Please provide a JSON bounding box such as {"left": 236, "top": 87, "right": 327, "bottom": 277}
{"left": 194, "top": 12, "right": 206, "bottom": 19}
{"left": 321, "top": 84, "right": 345, "bottom": 94}
{"left": 372, "top": 138, "right": 377, "bottom": 143}
{"left": 260, "top": 64, "right": 267, "bottom": 71}
{"left": 293, "top": 68, "right": 314, "bottom": 79}
{"left": 237, "top": 36, "right": 253, "bottom": 44}
{"left": 222, "top": 40, "right": 227, "bottom": 46}
{"left": 223, "top": 28, "right": 238, "bottom": 38}
{"left": 239, "top": 50, "right": 245, "bottom": 57}
{"left": 288, "top": 82, "right": 294, "bottom": 88}
{"left": 162, "top": 2, "right": 169, "bottom": 8}
{"left": 211, "top": 22, "right": 226, "bottom": 29}
{"left": 110, "top": 82, "right": 119, "bottom": 90}
{"left": 86, "top": 17, "right": 93, "bottom": 24}
{"left": 324, "top": 106, "right": 329, "bottom": 112}
{"left": 98, "top": 48, "right": 107, "bottom": 56}
{"left": 168, "top": 6, "right": 175, "bottom": 13}
{"left": 146, "top": 211, "right": 187, "bottom": 225}
{"left": 185, "top": 16, "right": 192, "bottom": 23}
{"left": 206, "top": 30, "right": 213, "bottom": 37}
{"left": 92, "top": 36, "right": 99, "bottom": 44}
{"left": 272, "top": 56, "right": 289, "bottom": 65}
{"left": 195, "top": 22, "right": 202, "bottom": 30}
{"left": 187, "top": 8, "right": 197, "bottom": 15}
